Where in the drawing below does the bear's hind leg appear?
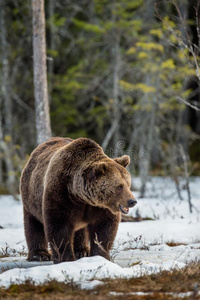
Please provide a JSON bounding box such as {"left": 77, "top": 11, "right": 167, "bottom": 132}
{"left": 73, "top": 228, "right": 90, "bottom": 259}
{"left": 24, "top": 208, "right": 51, "bottom": 261}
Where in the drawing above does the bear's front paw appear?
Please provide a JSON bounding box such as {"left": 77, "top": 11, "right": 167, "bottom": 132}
{"left": 28, "top": 250, "right": 51, "bottom": 262}
{"left": 74, "top": 248, "right": 90, "bottom": 260}
{"left": 53, "top": 254, "right": 75, "bottom": 264}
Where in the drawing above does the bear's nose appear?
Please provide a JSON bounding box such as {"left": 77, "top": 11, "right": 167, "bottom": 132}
{"left": 127, "top": 199, "right": 137, "bottom": 207}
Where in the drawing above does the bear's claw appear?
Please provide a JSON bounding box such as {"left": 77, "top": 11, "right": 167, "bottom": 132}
{"left": 74, "top": 250, "right": 90, "bottom": 259}
{"left": 28, "top": 251, "right": 51, "bottom": 262}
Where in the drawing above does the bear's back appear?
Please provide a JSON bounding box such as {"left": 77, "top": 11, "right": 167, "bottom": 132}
{"left": 20, "top": 137, "right": 73, "bottom": 219}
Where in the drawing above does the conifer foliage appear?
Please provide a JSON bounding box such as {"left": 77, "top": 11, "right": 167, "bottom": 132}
{"left": 0, "top": 0, "right": 200, "bottom": 194}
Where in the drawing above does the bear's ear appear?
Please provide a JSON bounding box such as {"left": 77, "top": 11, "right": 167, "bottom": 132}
{"left": 114, "top": 155, "right": 130, "bottom": 168}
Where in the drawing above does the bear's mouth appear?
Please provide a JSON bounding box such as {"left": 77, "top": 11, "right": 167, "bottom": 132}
{"left": 119, "top": 205, "right": 129, "bottom": 214}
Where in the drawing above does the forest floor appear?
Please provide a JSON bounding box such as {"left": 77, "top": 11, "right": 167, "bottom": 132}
{"left": 0, "top": 177, "right": 200, "bottom": 299}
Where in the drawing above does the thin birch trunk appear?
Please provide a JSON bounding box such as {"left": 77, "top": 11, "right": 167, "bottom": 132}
{"left": 0, "top": 1, "right": 15, "bottom": 193}
{"left": 32, "top": 0, "right": 51, "bottom": 145}
{"left": 102, "top": 5, "right": 121, "bottom": 154}
{"left": 48, "top": 0, "right": 55, "bottom": 104}
{"left": 139, "top": 91, "right": 157, "bottom": 198}
{"left": 0, "top": 99, "right": 3, "bottom": 185}
{"left": 179, "top": 144, "right": 193, "bottom": 213}
{"left": 0, "top": 1, "right": 12, "bottom": 137}
{"left": 113, "top": 31, "right": 121, "bottom": 154}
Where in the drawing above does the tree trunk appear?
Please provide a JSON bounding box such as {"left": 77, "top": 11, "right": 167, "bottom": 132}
{"left": 0, "top": 1, "right": 15, "bottom": 193}
{"left": 0, "top": 95, "right": 3, "bottom": 185}
{"left": 111, "top": 1, "right": 121, "bottom": 155}
{"left": 113, "top": 30, "right": 121, "bottom": 155}
{"left": 48, "top": 0, "right": 55, "bottom": 104}
{"left": 32, "top": 0, "right": 51, "bottom": 145}
{"left": 0, "top": 3, "right": 3, "bottom": 185}
{"left": 139, "top": 78, "right": 157, "bottom": 198}
{"left": 102, "top": 119, "right": 118, "bottom": 151}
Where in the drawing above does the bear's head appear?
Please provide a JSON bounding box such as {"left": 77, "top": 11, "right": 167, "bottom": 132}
{"left": 71, "top": 154, "right": 137, "bottom": 215}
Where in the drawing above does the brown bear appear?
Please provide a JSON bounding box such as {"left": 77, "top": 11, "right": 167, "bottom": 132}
{"left": 20, "top": 137, "right": 137, "bottom": 263}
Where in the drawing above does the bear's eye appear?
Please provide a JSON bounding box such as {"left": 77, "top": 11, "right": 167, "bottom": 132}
{"left": 117, "top": 184, "right": 123, "bottom": 192}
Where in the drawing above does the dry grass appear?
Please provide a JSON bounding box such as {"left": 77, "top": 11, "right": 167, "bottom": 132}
{"left": 0, "top": 245, "right": 27, "bottom": 259}
{"left": 99, "top": 261, "right": 200, "bottom": 296}
{"left": 166, "top": 241, "right": 187, "bottom": 247}
{"left": 0, "top": 261, "right": 199, "bottom": 299}
{"left": 121, "top": 215, "right": 154, "bottom": 222}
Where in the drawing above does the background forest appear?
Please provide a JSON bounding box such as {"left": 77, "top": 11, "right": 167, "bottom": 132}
{"left": 0, "top": 0, "right": 200, "bottom": 197}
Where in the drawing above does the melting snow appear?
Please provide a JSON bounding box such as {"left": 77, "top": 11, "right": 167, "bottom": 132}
{"left": 0, "top": 177, "right": 199, "bottom": 289}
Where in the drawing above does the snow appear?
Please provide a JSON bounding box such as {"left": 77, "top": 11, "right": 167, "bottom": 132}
{"left": 0, "top": 177, "right": 199, "bottom": 289}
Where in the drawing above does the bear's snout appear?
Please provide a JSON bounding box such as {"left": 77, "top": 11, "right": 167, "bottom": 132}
{"left": 127, "top": 199, "right": 137, "bottom": 207}
{"left": 119, "top": 198, "right": 137, "bottom": 215}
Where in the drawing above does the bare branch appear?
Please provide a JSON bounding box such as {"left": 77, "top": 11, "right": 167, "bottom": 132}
{"left": 12, "top": 94, "right": 34, "bottom": 113}
{"left": 176, "top": 96, "right": 200, "bottom": 111}
{"left": 50, "top": 239, "right": 69, "bottom": 263}
{"left": 94, "top": 233, "right": 108, "bottom": 258}
{"left": 155, "top": 0, "right": 200, "bottom": 81}
{"left": 195, "top": 1, "right": 200, "bottom": 50}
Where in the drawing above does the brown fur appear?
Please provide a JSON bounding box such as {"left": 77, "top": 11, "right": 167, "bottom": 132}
{"left": 20, "top": 137, "right": 136, "bottom": 263}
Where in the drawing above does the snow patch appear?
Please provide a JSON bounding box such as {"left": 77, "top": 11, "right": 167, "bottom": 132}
{"left": 0, "top": 177, "right": 199, "bottom": 289}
